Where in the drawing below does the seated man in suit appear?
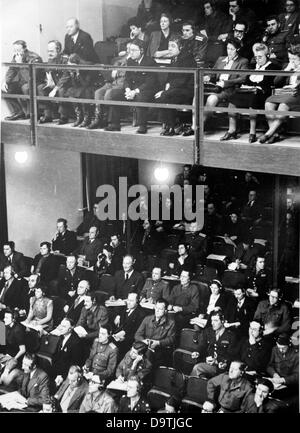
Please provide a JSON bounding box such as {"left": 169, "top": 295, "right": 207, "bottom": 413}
{"left": 240, "top": 190, "right": 263, "bottom": 230}
{"left": 116, "top": 341, "right": 152, "bottom": 382}
{"left": 112, "top": 292, "right": 146, "bottom": 360}
{"left": 0, "top": 241, "right": 26, "bottom": 278}
{"left": 112, "top": 255, "right": 144, "bottom": 301}
{"left": 134, "top": 298, "right": 176, "bottom": 368}
{"left": 64, "top": 279, "right": 90, "bottom": 324}
{"left": 140, "top": 267, "right": 169, "bottom": 303}
{"left": 109, "top": 233, "right": 127, "bottom": 272}
{"left": 104, "top": 38, "right": 158, "bottom": 134}
{"left": 2, "top": 39, "right": 42, "bottom": 120}
{"left": 52, "top": 218, "right": 77, "bottom": 256}
{"left": 52, "top": 318, "right": 84, "bottom": 387}
{"left": 31, "top": 241, "right": 60, "bottom": 286}
{"left": 54, "top": 365, "right": 88, "bottom": 413}
{"left": 165, "top": 269, "right": 199, "bottom": 331}
{"left": 0, "top": 265, "right": 23, "bottom": 313}
{"left": 224, "top": 286, "right": 256, "bottom": 338}
{"left": 57, "top": 254, "right": 86, "bottom": 301}
{"left": 18, "top": 353, "right": 50, "bottom": 412}
{"left": 75, "top": 226, "right": 104, "bottom": 267}
{"left": 83, "top": 324, "right": 118, "bottom": 383}
{"left": 190, "top": 310, "right": 236, "bottom": 379}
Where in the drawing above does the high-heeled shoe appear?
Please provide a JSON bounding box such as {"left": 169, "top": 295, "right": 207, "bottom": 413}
{"left": 248, "top": 134, "right": 257, "bottom": 143}
{"left": 220, "top": 131, "right": 238, "bottom": 141}
{"left": 259, "top": 134, "right": 270, "bottom": 144}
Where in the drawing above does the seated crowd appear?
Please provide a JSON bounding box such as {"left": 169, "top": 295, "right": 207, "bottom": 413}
{"left": 3, "top": 0, "right": 300, "bottom": 141}
{"left": 0, "top": 166, "right": 298, "bottom": 413}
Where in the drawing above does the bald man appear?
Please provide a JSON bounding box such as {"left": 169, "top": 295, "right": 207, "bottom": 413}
{"left": 63, "top": 17, "right": 97, "bottom": 63}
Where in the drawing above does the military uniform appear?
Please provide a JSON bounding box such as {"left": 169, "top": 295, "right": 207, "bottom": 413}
{"left": 264, "top": 30, "right": 289, "bottom": 65}
{"left": 236, "top": 336, "right": 273, "bottom": 373}
{"left": 266, "top": 346, "right": 299, "bottom": 387}
{"left": 254, "top": 300, "right": 292, "bottom": 336}
{"left": 246, "top": 267, "right": 272, "bottom": 299}
{"left": 140, "top": 278, "right": 169, "bottom": 302}
{"left": 207, "top": 373, "right": 253, "bottom": 413}
{"left": 76, "top": 305, "right": 109, "bottom": 340}
{"left": 79, "top": 390, "right": 118, "bottom": 413}
{"left": 116, "top": 350, "right": 152, "bottom": 382}
{"left": 5, "top": 49, "right": 42, "bottom": 117}
{"left": 118, "top": 395, "right": 151, "bottom": 413}
{"left": 85, "top": 339, "right": 118, "bottom": 381}
{"left": 181, "top": 34, "right": 208, "bottom": 67}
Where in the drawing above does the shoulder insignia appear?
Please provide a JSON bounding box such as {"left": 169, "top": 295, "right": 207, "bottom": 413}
{"left": 109, "top": 342, "right": 117, "bottom": 350}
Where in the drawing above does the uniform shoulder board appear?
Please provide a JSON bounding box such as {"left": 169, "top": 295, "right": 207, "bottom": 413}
{"left": 109, "top": 342, "right": 117, "bottom": 350}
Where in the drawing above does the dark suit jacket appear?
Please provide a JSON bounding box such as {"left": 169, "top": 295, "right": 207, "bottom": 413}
{"left": 124, "top": 56, "right": 158, "bottom": 94}
{"left": 32, "top": 253, "right": 60, "bottom": 283}
{"left": 0, "top": 251, "right": 27, "bottom": 277}
{"left": 55, "top": 378, "right": 88, "bottom": 412}
{"left": 212, "top": 55, "right": 249, "bottom": 89}
{"left": 76, "top": 238, "right": 104, "bottom": 266}
{"left": 53, "top": 331, "right": 84, "bottom": 378}
{"left": 66, "top": 296, "right": 86, "bottom": 323}
{"left": 57, "top": 266, "right": 86, "bottom": 300}
{"left": 0, "top": 277, "right": 23, "bottom": 309}
{"left": 52, "top": 230, "right": 77, "bottom": 255}
{"left": 199, "top": 291, "right": 229, "bottom": 316}
{"left": 225, "top": 296, "right": 256, "bottom": 336}
{"left": 19, "top": 368, "right": 50, "bottom": 409}
{"left": 63, "top": 29, "right": 97, "bottom": 63}
{"left": 115, "top": 306, "right": 146, "bottom": 344}
{"left": 114, "top": 270, "right": 144, "bottom": 299}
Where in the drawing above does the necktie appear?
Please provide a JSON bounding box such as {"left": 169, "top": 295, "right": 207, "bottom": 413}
{"left": 125, "top": 273, "right": 129, "bottom": 280}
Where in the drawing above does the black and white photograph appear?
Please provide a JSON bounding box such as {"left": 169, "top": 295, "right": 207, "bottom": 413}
{"left": 0, "top": 0, "right": 299, "bottom": 419}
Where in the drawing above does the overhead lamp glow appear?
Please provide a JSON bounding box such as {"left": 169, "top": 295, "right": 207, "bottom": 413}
{"left": 154, "top": 166, "right": 169, "bottom": 182}
{"left": 15, "top": 151, "right": 28, "bottom": 164}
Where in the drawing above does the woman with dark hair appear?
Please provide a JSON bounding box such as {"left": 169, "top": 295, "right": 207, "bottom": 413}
{"left": 203, "top": 38, "right": 249, "bottom": 128}
{"left": 260, "top": 45, "right": 300, "bottom": 143}
{"left": 199, "top": 279, "right": 228, "bottom": 318}
{"left": 24, "top": 286, "right": 53, "bottom": 332}
{"left": 155, "top": 35, "right": 196, "bottom": 136}
{"left": 146, "top": 13, "right": 174, "bottom": 62}
{"left": 221, "top": 43, "right": 279, "bottom": 142}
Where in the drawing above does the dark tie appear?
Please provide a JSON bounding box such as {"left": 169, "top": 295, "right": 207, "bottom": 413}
{"left": 0, "top": 281, "right": 10, "bottom": 303}
{"left": 125, "top": 273, "right": 129, "bottom": 280}
{"left": 23, "top": 374, "right": 31, "bottom": 397}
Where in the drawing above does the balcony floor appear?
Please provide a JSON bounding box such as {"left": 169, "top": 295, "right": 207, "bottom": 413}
{"left": 1, "top": 119, "right": 300, "bottom": 176}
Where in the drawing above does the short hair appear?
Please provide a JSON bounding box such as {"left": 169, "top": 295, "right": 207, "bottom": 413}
{"left": 99, "top": 323, "right": 112, "bottom": 335}
{"left": 178, "top": 241, "right": 189, "bottom": 250}
{"left": 23, "top": 352, "right": 37, "bottom": 367}
{"left": 3, "top": 241, "right": 15, "bottom": 250}
{"left": 102, "top": 244, "right": 113, "bottom": 254}
{"left": 130, "top": 38, "right": 145, "bottom": 52}
{"left": 128, "top": 17, "right": 144, "bottom": 30}
{"left": 155, "top": 297, "right": 169, "bottom": 309}
{"left": 67, "top": 254, "right": 77, "bottom": 261}
{"left": 123, "top": 254, "right": 134, "bottom": 262}
{"left": 252, "top": 43, "right": 269, "bottom": 56}
{"left": 226, "top": 37, "right": 242, "bottom": 51}
{"left": 85, "top": 291, "right": 97, "bottom": 303}
{"left": 35, "top": 285, "right": 49, "bottom": 297}
{"left": 256, "top": 377, "right": 274, "bottom": 393}
{"left": 288, "top": 44, "right": 300, "bottom": 57}
{"left": 13, "top": 40, "right": 27, "bottom": 49}
{"left": 160, "top": 12, "right": 172, "bottom": 23}
{"left": 182, "top": 20, "right": 196, "bottom": 31}
{"left": 48, "top": 40, "right": 62, "bottom": 53}
{"left": 57, "top": 218, "right": 67, "bottom": 226}
{"left": 230, "top": 360, "right": 246, "bottom": 372}
{"left": 40, "top": 241, "right": 51, "bottom": 250}
{"left": 3, "top": 265, "right": 15, "bottom": 276}
{"left": 211, "top": 310, "right": 225, "bottom": 321}
{"left": 204, "top": 0, "right": 217, "bottom": 9}
{"left": 110, "top": 233, "right": 120, "bottom": 239}
{"left": 233, "top": 20, "right": 248, "bottom": 31}
{"left": 286, "top": 0, "right": 298, "bottom": 8}
{"left": 4, "top": 308, "right": 19, "bottom": 322}
{"left": 266, "top": 15, "right": 279, "bottom": 24}
{"left": 128, "top": 375, "right": 142, "bottom": 393}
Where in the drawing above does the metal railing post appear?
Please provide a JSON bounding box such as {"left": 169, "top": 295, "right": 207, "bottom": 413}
{"left": 198, "top": 68, "right": 204, "bottom": 166}
{"left": 30, "top": 64, "right": 38, "bottom": 146}
{"left": 194, "top": 68, "right": 200, "bottom": 165}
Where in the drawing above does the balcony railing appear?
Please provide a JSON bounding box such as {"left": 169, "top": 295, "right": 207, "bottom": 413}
{"left": 2, "top": 62, "right": 300, "bottom": 164}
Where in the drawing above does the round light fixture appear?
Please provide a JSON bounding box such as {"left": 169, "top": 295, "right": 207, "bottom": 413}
{"left": 154, "top": 166, "right": 169, "bottom": 182}
{"left": 15, "top": 151, "right": 28, "bottom": 164}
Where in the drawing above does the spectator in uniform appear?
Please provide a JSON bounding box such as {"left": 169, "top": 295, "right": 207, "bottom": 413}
{"left": 118, "top": 375, "right": 151, "bottom": 413}
{"left": 140, "top": 267, "right": 169, "bottom": 303}
{"left": 79, "top": 374, "right": 117, "bottom": 413}
{"left": 262, "top": 15, "right": 289, "bottom": 66}
{"left": 115, "top": 341, "right": 152, "bottom": 382}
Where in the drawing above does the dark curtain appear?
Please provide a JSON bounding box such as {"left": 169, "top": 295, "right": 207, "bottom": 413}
{"left": 0, "top": 142, "right": 8, "bottom": 246}
{"left": 83, "top": 153, "right": 139, "bottom": 208}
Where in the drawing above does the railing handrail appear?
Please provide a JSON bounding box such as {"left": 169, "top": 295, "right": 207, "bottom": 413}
{"left": 3, "top": 62, "right": 300, "bottom": 77}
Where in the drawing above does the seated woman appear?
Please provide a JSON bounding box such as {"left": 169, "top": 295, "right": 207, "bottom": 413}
{"left": 155, "top": 35, "right": 196, "bottom": 136}
{"left": 0, "top": 358, "right": 23, "bottom": 393}
{"left": 146, "top": 13, "right": 174, "bottom": 64}
{"left": 168, "top": 242, "right": 196, "bottom": 277}
{"left": 24, "top": 286, "right": 53, "bottom": 333}
{"left": 260, "top": 45, "right": 300, "bottom": 143}
{"left": 222, "top": 43, "right": 278, "bottom": 143}
{"left": 199, "top": 279, "right": 228, "bottom": 318}
{"left": 203, "top": 38, "right": 249, "bottom": 129}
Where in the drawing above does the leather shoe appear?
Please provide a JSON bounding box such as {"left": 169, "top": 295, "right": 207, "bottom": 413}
{"left": 259, "top": 134, "right": 270, "bottom": 144}
{"left": 104, "top": 124, "right": 121, "bottom": 131}
{"left": 220, "top": 131, "right": 237, "bottom": 141}
{"left": 267, "top": 134, "right": 281, "bottom": 144}
{"left": 136, "top": 126, "right": 147, "bottom": 134}
{"left": 56, "top": 117, "right": 68, "bottom": 125}
{"left": 248, "top": 134, "right": 257, "bottom": 143}
{"left": 163, "top": 128, "right": 175, "bottom": 136}
{"left": 182, "top": 127, "right": 195, "bottom": 137}
{"left": 39, "top": 116, "right": 52, "bottom": 124}
{"left": 5, "top": 112, "right": 25, "bottom": 121}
